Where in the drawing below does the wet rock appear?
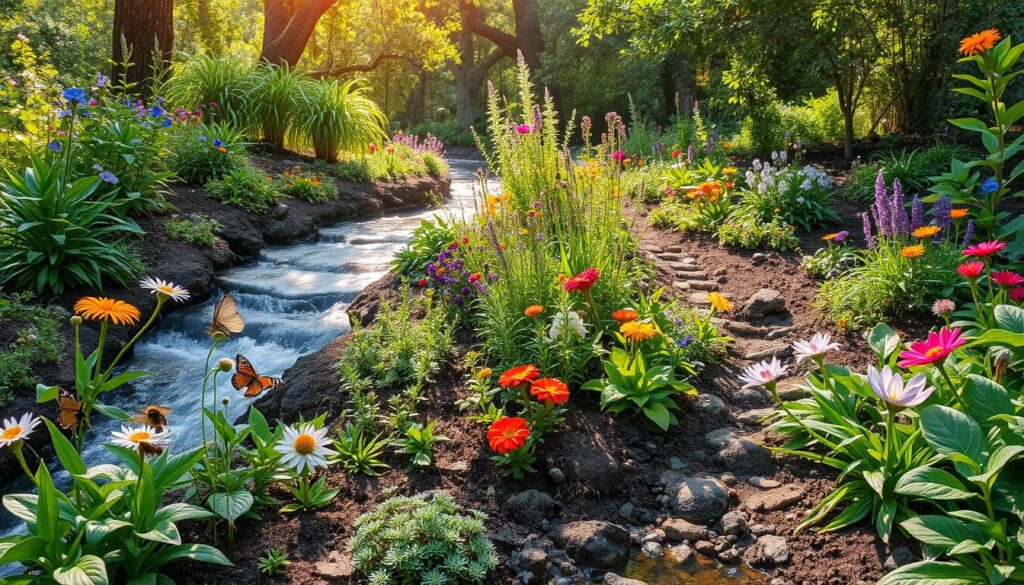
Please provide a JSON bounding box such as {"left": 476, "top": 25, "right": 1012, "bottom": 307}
{"left": 549, "top": 521, "right": 631, "bottom": 571}
{"left": 661, "top": 472, "right": 729, "bottom": 524}
{"left": 249, "top": 334, "right": 349, "bottom": 422}
{"left": 721, "top": 511, "right": 748, "bottom": 536}
{"left": 618, "top": 502, "right": 634, "bottom": 520}
{"left": 506, "top": 490, "right": 558, "bottom": 525}
{"left": 706, "top": 429, "right": 774, "bottom": 475}
{"left": 694, "top": 540, "right": 716, "bottom": 556}
{"left": 719, "top": 548, "right": 742, "bottom": 564}
{"left": 603, "top": 574, "right": 648, "bottom": 585}
{"left": 669, "top": 457, "right": 686, "bottom": 471}
{"left": 667, "top": 544, "right": 695, "bottom": 566}
{"left": 271, "top": 202, "right": 289, "bottom": 220}
{"left": 516, "top": 548, "right": 548, "bottom": 575}
{"left": 641, "top": 541, "right": 663, "bottom": 558}
{"left": 745, "top": 485, "right": 805, "bottom": 512}
{"left": 743, "top": 289, "right": 787, "bottom": 319}
{"left": 744, "top": 535, "right": 790, "bottom": 566}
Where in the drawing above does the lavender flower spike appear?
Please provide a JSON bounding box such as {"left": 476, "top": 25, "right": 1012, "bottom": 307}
{"left": 910, "top": 196, "right": 924, "bottom": 230}
{"left": 873, "top": 170, "right": 891, "bottom": 237}
{"left": 862, "top": 212, "right": 875, "bottom": 249}
{"left": 892, "top": 178, "right": 909, "bottom": 235}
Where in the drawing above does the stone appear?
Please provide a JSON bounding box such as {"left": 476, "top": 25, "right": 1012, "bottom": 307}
{"left": 743, "top": 344, "right": 793, "bottom": 361}
{"left": 719, "top": 548, "right": 742, "bottom": 564}
{"left": 506, "top": 490, "right": 558, "bottom": 525}
{"left": 776, "top": 378, "right": 807, "bottom": 401}
{"left": 694, "top": 394, "right": 727, "bottom": 417}
{"left": 884, "top": 546, "right": 915, "bottom": 571}
{"left": 751, "top": 253, "right": 767, "bottom": 265}
{"left": 737, "top": 409, "right": 775, "bottom": 426}
{"left": 271, "top": 202, "right": 289, "bottom": 220}
{"left": 721, "top": 511, "right": 749, "bottom": 536}
{"left": 744, "top": 535, "right": 790, "bottom": 566}
{"left": 688, "top": 280, "right": 720, "bottom": 291}
{"left": 688, "top": 292, "right": 710, "bottom": 305}
{"left": 747, "top": 476, "right": 781, "bottom": 489}
{"left": 766, "top": 327, "right": 792, "bottom": 340}
{"left": 661, "top": 472, "right": 729, "bottom": 524}
{"left": 667, "top": 544, "right": 695, "bottom": 566}
{"left": 618, "top": 502, "right": 634, "bottom": 520}
{"left": 750, "top": 523, "right": 776, "bottom": 536}
{"left": 672, "top": 281, "right": 691, "bottom": 291}
{"left": 549, "top": 521, "right": 631, "bottom": 571}
{"left": 662, "top": 517, "right": 710, "bottom": 542}
{"left": 743, "top": 289, "right": 787, "bottom": 319}
{"left": 549, "top": 467, "right": 566, "bottom": 483}
{"left": 314, "top": 559, "right": 354, "bottom": 578}
{"left": 603, "top": 573, "right": 648, "bottom": 585}
{"left": 706, "top": 429, "right": 774, "bottom": 475}
{"left": 669, "top": 457, "right": 686, "bottom": 471}
{"left": 745, "top": 485, "right": 805, "bottom": 512}
{"left": 694, "top": 540, "right": 716, "bottom": 556}
{"left": 641, "top": 541, "right": 663, "bottom": 558}
{"left": 664, "top": 245, "right": 683, "bottom": 253}
{"left": 517, "top": 548, "right": 548, "bottom": 575}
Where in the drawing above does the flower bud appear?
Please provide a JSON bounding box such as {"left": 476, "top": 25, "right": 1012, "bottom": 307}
{"left": 994, "top": 348, "right": 1011, "bottom": 383}
{"left": 217, "top": 357, "right": 234, "bottom": 372}
{"left": 69, "top": 315, "right": 83, "bottom": 326}
{"left": 211, "top": 331, "right": 228, "bottom": 343}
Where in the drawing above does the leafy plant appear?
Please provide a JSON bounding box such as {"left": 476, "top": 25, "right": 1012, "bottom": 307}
{"left": 350, "top": 493, "right": 497, "bottom": 585}
{"left": 166, "top": 213, "right": 222, "bottom": 247}
{"left": 249, "top": 63, "right": 314, "bottom": 150}
{"left": 583, "top": 346, "right": 694, "bottom": 431}
{"left": 258, "top": 548, "right": 290, "bottom": 576}
{"left": 0, "top": 292, "right": 62, "bottom": 407}
{"left": 332, "top": 423, "right": 391, "bottom": 476}
{"left": 393, "top": 216, "right": 459, "bottom": 277}
{"left": 168, "top": 122, "right": 248, "bottom": 185}
{"left": 736, "top": 155, "right": 838, "bottom": 232}
{"left": 393, "top": 419, "right": 447, "bottom": 467}
{"left": 162, "top": 53, "right": 255, "bottom": 128}
{"left": 205, "top": 161, "right": 279, "bottom": 213}
{"left": 276, "top": 166, "right": 338, "bottom": 204}
{"left": 292, "top": 79, "right": 387, "bottom": 163}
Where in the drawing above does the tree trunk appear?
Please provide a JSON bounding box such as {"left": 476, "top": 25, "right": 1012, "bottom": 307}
{"left": 512, "top": 0, "right": 543, "bottom": 73}
{"left": 842, "top": 106, "right": 855, "bottom": 160}
{"left": 260, "top": 0, "right": 338, "bottom": 66}
{"left": 112, "top": 0, "right": 174, "bottom": 96}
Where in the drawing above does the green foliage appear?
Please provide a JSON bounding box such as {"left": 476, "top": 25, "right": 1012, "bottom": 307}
{"left": 393, "top": 419, "right": 447, "bottom": 467}
{"left": 583, "top": 345, "right": 694, "bottom": 431}
{"left": 0, "top": 154, "right": 143, "bottom": 293}
{"left": 393, "top": 217, "right": 459, "bottom": 277}
{"left": 845, "top": 145, "right": 975, "bottom": 203}
{"left": 735, "top": 157, "right": 838, "bottom": 232}
{"left": 0, "top": 292, "right": 62, "bottom": 407}
{"left": 249, "top": 63, "right": 315, "bottom": 149}
{"left": 0, "top": 35, "right": 59, "bottom": 167}
{"left": 802, "top": 241, "right": 859, "bottom": 279}
{"left": 257, "top": 548, "right": 290, "bottom": 576}
{"left": 168, "top": 122, "right": 248, "bottom": 185}
{"left": 162, "top": 54, "right": 255, "bottom": 127}
{"left": 291, "top": 79, "right": 387, "bottom": 164}
{"left": 166, "top": 213, "right": 221, "bottom": 247}
{"left": 205, "top": 161, "right": 279, "bottom": 213}
{"left": 406, "top": 120, "right": 474, "bottom": 146}
{"left": 350, "top": 493, "right": 497, "bottom": 585}
{"left": 276, "top": 166, "right": 339, "bottom": 204}
{"left": 332, "top": 423, "right": 391, "bottom": 476}
{"left": 718, "top": 214, "right": 800, "bottom": 251}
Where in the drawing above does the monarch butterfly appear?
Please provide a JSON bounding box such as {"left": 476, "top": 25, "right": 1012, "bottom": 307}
{"left": 56, "top": 390, "right": 83, "bottom": 430}
{"left": 231, "top": 354, "right": 281, "bottom": 398}
{"left": 207, "top": 294, "right": 245, "bottom": 338}
{"left": 132, "top": 405, "right": 171, "bottom": 431}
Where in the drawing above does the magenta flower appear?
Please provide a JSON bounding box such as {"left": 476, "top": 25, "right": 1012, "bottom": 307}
{"left": 612, "top": 150, "right": 626, "bottom": 163}
{"left": 897, "top": 327, "right": 966, "bottom": 368}
{"left": 515, "top": 124, "right": 532, "bottom": 135}
{"left": 963, "top": 240, "right": 1006, "bottom": 258}
{"left": 991, "top": 271, "right": 1024, "bottom": 288}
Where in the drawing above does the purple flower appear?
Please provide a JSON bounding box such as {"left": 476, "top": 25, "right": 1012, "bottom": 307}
{"left": 686, "top": 144, "right": 694, "bottom": 164}
{"left": 515, "top": 124, "right": 532, "bottom": 135}
{"left": 676, "top": 335, "right": 695, "bottom": 348}
{"left": 47, "top": 141, "right": 61, "bottom": 152}
{"left": 910, "top": 196, "right": 924, "bottom": 230}
{"left": 892, "top": 179, "right": 909, "bottom": 235}
{"left": 833, "top": 230, "right": 850, "bottom": 243}
{"left": 149, "top": 105, "right": 164, "bottom": 118}
{"left": 934, "top": 195, "right": 952, "bottom": 229}
{"left": 99, "top": 171, "right": 119, "bottom": 184}
{"left": 873, "top": 170, "right": 891, "bottom": 237}
{"left": 198, "top": 135, "right": 207, "bottom": 142}
{"left": 211, "top": 139, "right": 223, "bottom": 148}
{"left": 962, "top": 219, "right": 974, "bottom": 247}
{"left": 862, "top": 213, "right": 875, "bottom": 249}
{"left": 95, "top": 73, "right": 109, "bottom": 88}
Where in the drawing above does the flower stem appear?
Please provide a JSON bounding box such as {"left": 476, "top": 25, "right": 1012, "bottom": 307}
{"left": 12, "top": 443, "right": 35, "bottom": 485}
{"left": 936, "top": 362, "right": 964, "bottom": 410}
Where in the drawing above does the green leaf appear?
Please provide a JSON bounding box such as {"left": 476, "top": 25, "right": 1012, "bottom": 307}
{"left": 43, "top": 418, "right": 86, "bottom": 476}
{"left": 0, "top": 536, "right": 48, "bottom": 564}
{"left": 868, "top": 323, "right": 900, "bottom": 361}
{"left": 208, "top": 491, "right": 253, "bottom": 524}
{"left": 949, "top": 117, "right": 991, "bottom": 133}
{"left": 969, "top": 329, "right": 1024, "bottom": 348}
{"left": 135, "top": 521, "right": 181, "bottom": 545}
{"left": 36, "top": 384, "right": 59, "bottom": 403}
{"left": 92, "top": 403, "right": 131, "bottom": 421}
{"left": 895, "top": 467, "right": 975, "bottom": 500}
{"left": 642, "top": 402, "right": 672, "bottom": 431}
{"left": 876, "top": 560, "right": 986, "bottom": 585}
{"left": 52, "top": 555, "right": 108, "bottom": 585}
{"left": 148, "top": 543, "right": 233, "bottom": 569}
{"left": 919, "top": 405, "right": 983, "bottom": 462}
{"left": 901, "top": 515, "right": 980, "bottom": 549}
{"left": 155, "top": 502, "right": 213, "bottom": 524}
{"left": 994, "top": 304, "right": 1024, "bottom": 333}
{"left": 962, "top": 375, "right": 1013, "bottom": 427}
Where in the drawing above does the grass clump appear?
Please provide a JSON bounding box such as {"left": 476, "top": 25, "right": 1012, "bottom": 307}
{"left": 166, "top": 213, "right": 221, "bottom": 247}
{"left": 0, "top": 293, "right": 63, "bottom": 407}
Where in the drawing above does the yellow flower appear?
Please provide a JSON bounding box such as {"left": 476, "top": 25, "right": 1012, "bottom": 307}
{"left": 620, "top": 321, "right": 658, "bottom": 342}
{"left": 912, "top": 225, "right": 941, "bottom": 239}
{"left": 722, "top": 167, "right": 738, "bottom": 176}
{"left": 74, "top": 297, "right": 141, "bottom": 326}
{"left": 708, "top": 292, "right": 733, "bottom": 313}
{"left": 901, "top": 244, "right": 925, "bottom": 259}
{"left": 476, "top": 368, "right": 493, "bottom": 380}
{"left": 821, "top": 233, "right": 838, "bottom": 241}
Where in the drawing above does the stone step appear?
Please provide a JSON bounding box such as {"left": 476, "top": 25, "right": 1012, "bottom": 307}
{"left": 664, "top": 245, "right": 683, "bottom": 253}
{"left": 688, "top": 280, "right": 720, "bottom": 292}
{"left": 688, "top": 292, "right": 710, "bottom": 306}
{"left": 736, "top": 408, "right": 777, "bottom": 426}
{"left": 672, "top": 281, "right": 691, "bottom": 291}
{"left": 743, "top": 344, "right": 793, "bottom": 362}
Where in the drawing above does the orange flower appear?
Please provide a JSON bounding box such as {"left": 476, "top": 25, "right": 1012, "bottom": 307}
{"left": 475, "top": 368, "right": 493, "bottom": 380}
{"left": 74, "top": 297, "right": 141, "bottom": 326}
{"left": 950, "top": 208, "right": 969, "bottom": 220}
{"left": 912, "top": 225, "right": 942, "bottom": 239}
{"left": 487, "top": 417, "right": 530, "bottom": 454}
{"left": 620, "top": 321, "right": 658, "bottom": 342}
{"left": 960, "top": 29, "right": 1000, "bottom": 56}
{"left": 529, "top": 378, "right": 570, "bottom": 405}
{"left": 901, "top": 244, "right": 925, "bottom": 259}
{"left": 611, "top": 308, "right": 639, "bottom": 323}
{"left": 499, "top": 364, "right": 540, "bottom": 388}
{"left": 525, "top": 305, "right": 544, "bottom": 317}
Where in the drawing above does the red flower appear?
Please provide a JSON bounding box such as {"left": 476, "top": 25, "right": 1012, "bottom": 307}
{"left": 992, "top": 271, "right": 1024, "bottom": 287}
{"left": 963, "top": 240, "right": 1006, "bottom": 257}
{"left": 469, "top": 272, "right": 482, "bottom": 283}
{"left": 611, "top": 308, "right": 639, "bottom": 323}
{"left": 562, "top": 268, "right": 600, "bottom": 293}
{"left": 417, "top": 277, "right": 428, "bottom": 287}
{"left": 462, "top": 236, "right": 470, "bottom": 244}
{"left": 671, "top": 150, "right": 682, "bottom": 159}
{"left": 897, "top": 327, "right": 967, "bottom": 368}
{"left": 530, "top": 378, "right": 570, "bottom": 405}
{"left": 499, "top": 365, "right": 540, "bottom": 388}
{"left": 1011, "top": 287, "right": 1024, "bottom": 303}
{"left": 957, "top": 261, "right": 985, "bottom": 280}
{"left": 487, "top": 417, "right": 530, "bottom": 454}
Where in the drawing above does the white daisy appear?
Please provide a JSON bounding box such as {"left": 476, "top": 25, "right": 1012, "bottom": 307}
{"left": 739, "top": 357, "right": 789, "bottom": 389}
{"left": 110, "top": 424, "right": 171, "bottom": 454}
{"left": 0, "top": 413, "right": 41, "bottom": 447}
{"left": 139, "top": 277, "right": 190, "bottom": 303}
{"left": 275, "top": 424, "right": 336, "bottom": 474}
{"left": 792, "top": 333, "right": 842, "bottom": 364}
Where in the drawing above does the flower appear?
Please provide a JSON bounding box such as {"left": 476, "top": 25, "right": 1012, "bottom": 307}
{"left": 897, "top": 326, "right": 966, "bottom": 368}
{"left": 1010, "top": 287, "right": 1024, "bottom": 303}
{"left": 211, "top": 139, "right": 224, "bottom": 148}
{"left": 525, "top": 304, "right": 544, "bottom": 317}
{"left": 912, "top": 225, "right": 941, "bottom": 239}
{"left": 980, "top": 178, "right": 1000, "bottom": 194}
{"left": 487, "top": 417, "right": 530, "bottom": 454}
{"left": 469, "top": 272, "right": 482, "bottom": 283}
{"left": 530, "top": 378, "right": 570, "bottom": 405}
{"left": 499, "top": 365, "right": 540, "bottom": 388}
{"left": 63, "top": 87, "right": 86, "bottom": 104}
{"left": 620, "top": 321, "right": 658, "bottom": 342}
{"left": 110, "top": 424, "right": 170, "bottom": 455}
{"left": 99, "top": 171, "right": 119, "bottom": 184}
{"left": 708, "top": 292, "right": 733, "bottom": 313}
{"left": 833, "top": 230, "right": 850, "bottom": 243}
{"left": 958, "top": 261, "right": 985, "bottom": 280}
{"left": 562, "top": 268, "right": 600, "bottom": 292}
{"left": 515, "top": 124, "right": 533, "bottom": 135}
{"left": 139, "top": 277, "right": 190, "bottom": 303}
{"left": 722, "top": 166, "right": 738, "bottom": 176}
{"left": 932, "top": 299, "right": 956, "bottom": 317}
{"left": 964, "top": 240, "right": 1005, "bottom": 257}
{"left": 960, "top": 29, "right": 1001, "bottom": 56}
{"left": 47, "top": 141, "right": 61, "bottom": 152}
{"left": 671, "top": 149, "right": 682, "bottom": 159}
{"left": 274, "top": 424, "right": 335, "bottom": 473}
{"left": 611, "top": 308, "right": 639, "bottom": 323}
{"left": 74, "top": 297, "right": 141, "bottom": 326}
{"left": 738, "top": 357, "right": 789, "bottom": 389}
{"left": 476, "top": 368, "right": 493, "bottom": 380}
{"left": 612, "top": 150, "right": 626, "bottom": 163}
{"left": 0, "top": 413, "right": 41, "bottom": 447}
{"left": 901, "top": 245, "right": 925, "bottom": 259}
{"left": 548, "top": 311, "right": 587, "bottom": 341}
{"left": 949, "top": 208, "right": 969, "bottom": 220}
{"left": 792, "top": 333, "right": 841, "bottom": 364}
{"left": 992, "top": 271, "right": 1024, "bottom": 288}
{"left": 867, "top": 365, "right": 935, "bottom": 409}
{"left": 821, "top": 233, "right": 839, "bottom": 241}
{"left": 417, "top": 277, "right": 428, "bottom": 287}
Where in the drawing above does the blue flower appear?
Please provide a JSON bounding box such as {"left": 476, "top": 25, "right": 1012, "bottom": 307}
{"left": 99, "top": 171, "right": 119, "bottom": 184}
{"left": 95, "top": 73, "right": 109, "bottom": 88}
{"left": 92, "top": 163, "right": 103, "bottom": 171}
{"left": 161, "top": 118, "right": 172, "bottom": 128}
{"left": 149, "top": 105, "right": 164, "bottom": 118}
{"left": 676, "top": 335, "right": 695, "bottom": 348}
{"left": 198, "top": 135, "right": 207, "bottom": 142}
{"left": 62, "top": 87, "right": 86, "bottom": 104}
{"left": 211, "top": 139, "right": 223, "bottom": 148}
{"left": 47, "top": 141, "right": 61, "bottom": 152}
{"left": 980, "top": 178, "right": 1000, "bottom": 194}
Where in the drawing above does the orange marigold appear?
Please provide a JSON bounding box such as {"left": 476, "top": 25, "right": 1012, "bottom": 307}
{"left": 960, "top": 29, "right": 1000, "bottom": 56}
{"left": 620, "top": 321, "right": 658, "bottom": 342}
{"left": 499, "top": 364, "right": 540, "bottom": 388}
{"left": 611, "top": 308, "right": 639, "bottom": 323}
{"left": 901, "top": 244, "right": 925, "bottom": 259}
{"left": 912, "top": 225, "right": 942, "bottom": 239}
{"left": 74, "top": 297, "right": 141, "bottom": 326}
{"left": 529, "top": 378, "right": 570, "bottom": 405}
{"left": 949, "top": 208, "right": 969, "bottom": 220}
{"left": 525, "top": 305, "right": 544, "bottom": 317}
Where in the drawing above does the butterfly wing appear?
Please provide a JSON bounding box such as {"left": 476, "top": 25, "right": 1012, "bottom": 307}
{"left": 231, "top": 354, "right": 258, "bottom": 391}
{"left": 56, "top": 390, "right": 83, "bottom": 430}
{"left": 214, "top": 294, "right": 245, "bottom": 335}
{"left": 244, "top": 375, "right": 282, "bottom": 398}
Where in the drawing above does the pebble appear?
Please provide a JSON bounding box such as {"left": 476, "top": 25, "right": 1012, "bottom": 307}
{"left": 748, "top": 476, "right": 782, "bottom": 489}
{"left": 618, "top": 502, "right": 634, "bottom": 520}
{"left": 549, "top": 467, "right": 565, "bottom": 483}
{"left": 669, "top": 457, "right": 685, "bottom": 471}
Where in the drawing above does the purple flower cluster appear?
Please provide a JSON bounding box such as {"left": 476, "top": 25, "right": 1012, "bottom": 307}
{"left": 426, "top": 242, "right": 488, "bottom": 305}
{"left": 869, "top": 170, "right": 910, "bottom": 237}
{"left": 392, "top": 132, "right": 444, "bottom": 155}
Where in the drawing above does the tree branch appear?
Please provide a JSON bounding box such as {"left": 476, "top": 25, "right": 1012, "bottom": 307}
{"left": 460, "top": 0, "right": 518, "bottom": 57}
{"left": 312, "top": 53, "right": 421, "bottom": 77}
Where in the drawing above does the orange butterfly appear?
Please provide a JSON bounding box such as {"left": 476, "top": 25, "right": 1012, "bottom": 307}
{"left": 207, "top": 294, "right": 245, "bottom": 338}
{"left": 231, "top": 354, "right": 281, "bottom": 398}
{"left": 132, "top": 405, "right": 171, "bottom": 431}
{"left": 56, "top": 390, "right": 83, "bottom": 430}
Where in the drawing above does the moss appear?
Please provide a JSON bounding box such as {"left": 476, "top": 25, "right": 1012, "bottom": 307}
{"left": 0, "top": 293, "right": 63, "bottom": 407}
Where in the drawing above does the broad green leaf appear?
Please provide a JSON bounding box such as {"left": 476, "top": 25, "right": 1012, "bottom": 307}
{"left": 208, "top": 491, "right": 253, "bottom": 524}
{"left": 868, "top": 323, "right": 900, "bottom": 361}
{"left": 994, "top": 304, "right": 1024, "bottom": 333}
{"left": 895, "top": 467, "right": 975, "bottom": 500}
{"left": 0, "top": 536, "right": 48, "bottom": 564}
{"left": 36, "top": 384, "right": 59, "bottom": 403}
{"left": 155, "top": 502, "right": 213, "bottom": 524}
{"left": 44, "top": 418, "right": 86, "bottom": 476}
{"left": 876, "top": 560, "right": 986, "bottom": 585}
{"left": 643, "top": 402, "right": 671, "bottom": 431}
{"left": 52, "top": 555, "right": 108, "bottom": 585}
{"left": 949, "top": 117, "right": 990, "bottom": 133}
{"left": 919, "top": 405, "right": 983, "bottom": 462}
{"left": 962, "top": 375, "right": 1013, "bottom": 427}
{"left": 135, "top": 521, "right": 181, "bottom": 546}
{"left": 901, "top": 515, "right": 980, "bottom": 549}
{"left": 969, "top": 329, "right": 1024, "bottom": 348}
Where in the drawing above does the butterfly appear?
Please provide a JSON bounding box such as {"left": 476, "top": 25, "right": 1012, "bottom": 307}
{"left": 207, "top": 294, "right": 245, "bottom": 338}
{"left": 132, "top": 405, "right": 171, "bottom": 431}
{"left": 231, "top": 354, "right": 281, "bottom": 398}
{"left": 56, "top": 390, "right": 83, "bottom": 430}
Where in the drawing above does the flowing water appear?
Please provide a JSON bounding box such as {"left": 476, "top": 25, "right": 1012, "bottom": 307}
{"left": 622, "top": 553, "right": 769, "bottom": 584}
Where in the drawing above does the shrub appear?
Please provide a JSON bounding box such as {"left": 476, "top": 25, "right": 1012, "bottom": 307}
{"left": 350, "top": 493, "right": 497, "bottom": 585}
{"left": 844, "top": 145, "right": 974, "bottom": 203}
{"left": 205, "top": 161, "right": 279, "bottom": 213}
{"left": 335, "top": 157, "right": 373, "bottom": 182}
{"left": 162, "top": 53, "right": 255, "bottom": 127}
{"left": 276, "top": 166, "right": 339, "bottom": 203}
{"left": 249, "top": 63, "right": 315, "bottom": 149}
{"left": 718, "top": 214, "right": 800, "bottom": 251}
{"left": 407, "top": 120, "right": 475, "bottom": 146}
{"left": 393, "top": 216, "right": 459, "bottom": 277}
{"left": 736, "top": 154, "right": 838, "bottom": 232}
{"left": 0, "top": 155, "right": 144, "bottom": 293}
{"left": 292, "top": 79, "right": 387, "bottom": 163}
{"left": 166, "top": 213, "right": 221, "bottom": 247}
{"left": 168, "top": 122, "right": 248, "bottom": 185}
{"left": 0, "top": 293, "right": 62, "bottom": 407}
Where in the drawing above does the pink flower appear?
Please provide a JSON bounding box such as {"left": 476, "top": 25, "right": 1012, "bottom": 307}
{"left": 1011, "top": 287, "right": 1024, "bottom": 303}
{"left": 612, "top": 150, "right": 626, "bottom": 163}
{"left": 963, "top": 240, "right": 1006, "bottom": 257}
{"left": 562, "top": 268, "right": 600, "bottom": 293}
{"left": 515, "top": 124, "right": 532, "bottom": 135}
{"left": 897, "top": 327, "right": 966, "bottom": 368}
{"left": 957, "top": 261, "right": 985, "bottom": 280}
{"left": 991, "top": 271, "right": 1024, "bottom": 287}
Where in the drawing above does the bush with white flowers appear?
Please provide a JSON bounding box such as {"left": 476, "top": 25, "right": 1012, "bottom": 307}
{"left": 736, "top": 153, "right": 838, "bottom": 232}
